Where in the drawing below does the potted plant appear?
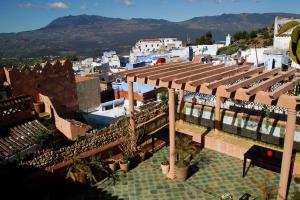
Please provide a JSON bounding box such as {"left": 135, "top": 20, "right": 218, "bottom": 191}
{"left": 175, "top": 135, "right": 199, "bottom": 182}
{"left": 118, "top": 136, "right": 136, "bottom": 173}
{"left": 119, "top": 155, "right": 130, "bottom": 173}
{"left": 66, "top": 157, "right": 97, "bottom": 185}
{"left": 160, "top": 154, "right": 169, "bottom": 175}
{"left": 107, "top": 151, "right": 117, "bottom": 172}
{"left": 33, "top": 101, "right": 45, "bottom": 113}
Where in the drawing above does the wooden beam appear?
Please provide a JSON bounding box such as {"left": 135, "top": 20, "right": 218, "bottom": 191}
{"left": 147, "top": 63, "right": 209, "bottom": 80}
{"left": 160, "top": 63, "right": 213, "bottom": 82}
{"left": 246, "top": 68, "right": 296, "bottom": 96}
{"left": 137, "top": 62, "right": 202, "bottom": 78}
{"left": 269, "top": 78, "right": 300, "bottom": 99}
{"left": 226, "top": 68, "right": 280, "bottom": 93}
{"left": 174, "top": 64, "right": 227, "bottom": 84}
{"left": 189, "top": 65, "right": 250, "bottom": 86}
{"left": 207, "top": 66, "right": 264, "bottom": 89}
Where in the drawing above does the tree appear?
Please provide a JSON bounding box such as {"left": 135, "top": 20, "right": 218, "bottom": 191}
{"left": 195, "top": 32, "right": 214, "bottom": 45}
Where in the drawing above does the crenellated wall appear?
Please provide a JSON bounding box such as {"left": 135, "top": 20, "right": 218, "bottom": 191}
{"left": 4, "top": 60, "right": 79, "bottom": 118}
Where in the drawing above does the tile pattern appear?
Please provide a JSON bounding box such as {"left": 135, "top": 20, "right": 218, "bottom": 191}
{"left": 99, "top": 147, "right": 297, "bottom": 200}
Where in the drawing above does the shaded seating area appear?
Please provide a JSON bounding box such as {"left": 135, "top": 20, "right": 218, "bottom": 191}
{"left": 119, "top": 61, "right": 300, "bottom": 199}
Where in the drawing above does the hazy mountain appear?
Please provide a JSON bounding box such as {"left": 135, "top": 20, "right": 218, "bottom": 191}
{"left": 1, "top": 13, "right": 300, "bottom": 58}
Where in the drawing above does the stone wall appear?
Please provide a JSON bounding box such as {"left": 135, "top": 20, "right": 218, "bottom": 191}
{"left": 76, "top": 77, "right": 100, "bottom": 112}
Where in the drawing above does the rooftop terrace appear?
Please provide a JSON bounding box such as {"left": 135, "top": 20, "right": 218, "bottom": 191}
{"left": 99, "top": 147, "right": 298, "bottom": 200}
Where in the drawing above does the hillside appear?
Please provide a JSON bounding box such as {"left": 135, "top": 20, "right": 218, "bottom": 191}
{"left": 218, "top": 26, "right": 274, "bottom": 55}
{"left": 0, "top": 13, "right": 300, "bottom": 59}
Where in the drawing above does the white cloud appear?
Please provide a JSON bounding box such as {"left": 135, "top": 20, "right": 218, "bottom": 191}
{"left": 115, "top": 0, "right": 134, "bottom": 6}
{"left": 17, "top": 3, "right": 40, "bottom": 9}
{"left": 80, "top": 3, "right": 88, "bottom": 10}
{"left": 47, "top": 2, "right": 68, "bottom": 9}
{"left": 18, "top": 2, "right": 68, "bottom": 9}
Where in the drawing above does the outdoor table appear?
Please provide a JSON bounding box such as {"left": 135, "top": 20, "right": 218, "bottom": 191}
{"left": 151, "top": 129, "right": 169, "bottom": 153}
{"left": 243, "top": 145, "right": 295, "bottom": 198}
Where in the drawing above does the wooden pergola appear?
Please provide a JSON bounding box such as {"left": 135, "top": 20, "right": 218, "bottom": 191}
{"left": 119, "top": 62, "right": 300, "bottom": 200}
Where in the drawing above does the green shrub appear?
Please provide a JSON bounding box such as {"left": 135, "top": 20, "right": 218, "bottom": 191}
{"left": 218, "top": 45, "right": 239, "bottom": 55}
{"left": 33, "top": 129, "right": 54, "bottom": 146}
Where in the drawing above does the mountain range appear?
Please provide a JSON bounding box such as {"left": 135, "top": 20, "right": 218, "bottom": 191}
{"left": 1, "top": 13, "right": 300, "bottom": 58}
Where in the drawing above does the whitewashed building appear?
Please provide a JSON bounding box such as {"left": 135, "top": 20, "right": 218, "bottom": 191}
{"left": 263, "top": 49, "right": 290, "bottom": 70}
{"left": 241, "top": 48, "right": 269, "bottom": 66}
{"left": 190, "top": 44, "right": 224, "bottom": 56}
{"left": 102, "top": 51, "right": 121, "bottom": 68}
{"left": 225, "top": 34, "right": 232, "bottom": 47}
{"left": 131, "top": 38, "right": 182, "bottom": 55}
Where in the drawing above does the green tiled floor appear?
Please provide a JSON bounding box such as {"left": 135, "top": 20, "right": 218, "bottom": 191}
{"left": 98, "top": 148, "right": 297, "bottom": 200}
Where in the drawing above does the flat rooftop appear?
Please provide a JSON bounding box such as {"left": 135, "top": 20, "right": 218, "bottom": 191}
{"left": 75, "top": 76, "right": 98, "bottom": 83}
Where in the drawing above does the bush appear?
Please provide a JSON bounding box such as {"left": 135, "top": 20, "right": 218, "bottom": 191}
{"left": 33, "top": 129, "right": 54, "bottom": 146}
{"left": 218, "top": 45, "right": 239, "bottom": 55}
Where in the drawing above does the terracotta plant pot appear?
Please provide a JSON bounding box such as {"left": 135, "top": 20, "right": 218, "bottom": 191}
{"left": 119, "top": 160, "right": 130, "bottom": 173}
{"left": 108, "top": 160, "right": 117, "bottom": 172}
{"left": 161, "top": 163, "right": 169, "bottom": 175}
{"left": 139, "top": 151, "right": 146, "bottom": 162}
{"left": 175, "top": 164, "right": 189, "bottom": 182}
{"left": 33, "top": 101, "right": 45, "bottom": 113}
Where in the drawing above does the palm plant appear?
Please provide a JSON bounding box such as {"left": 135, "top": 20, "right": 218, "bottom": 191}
{"left": 175, "top": 135, "right": 199, "bottom": 168}
{"left": 66, "top": 157, "right": 97, "bottom": 186}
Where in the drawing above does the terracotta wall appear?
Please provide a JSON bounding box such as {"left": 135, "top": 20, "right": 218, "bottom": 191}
{"left": 114, "top": 89, "right": 158, "bottom": 103}
{"left": 0, "top": 68, "right": 6, "bottom": 84}
{"left": 4, "top": 61, "right": 79, "bottom": 118}
{"left": 114, "top": 90, "right": 144, "bottom": 102}
{"left": 39, "top": 94, "right": 89, "bottom": 140}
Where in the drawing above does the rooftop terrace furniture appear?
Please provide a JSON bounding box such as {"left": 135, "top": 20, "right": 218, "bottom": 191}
{"left": 243, "top": 145, "right": 295, "bottom": 199}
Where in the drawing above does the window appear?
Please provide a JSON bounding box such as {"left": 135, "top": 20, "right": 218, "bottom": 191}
{"left": 146, "top": 45, "right": 148, "bottom": 47}
{"left": 151, "top": 44, "right": 153, "bottom": 47}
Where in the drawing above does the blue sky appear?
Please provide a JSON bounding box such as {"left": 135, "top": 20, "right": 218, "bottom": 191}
{"left": 0, "top": 0, "right": 299, "bottom": 33}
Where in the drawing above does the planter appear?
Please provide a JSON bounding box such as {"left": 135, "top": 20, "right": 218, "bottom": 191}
{"left": 119, "top": 160, "right": 130, "bottom": 173}
{"left": 139, "top": 151, "right": 146, "bottom": 162}
{"left": 175, "top": 164, "right": 189, "bottom": 182}
{"left": 33, "top": 101, "right": 44, "bottom": 113}
{"left": 108, "top": 160, "right": 117, "bottom": 172}
{"left": 160, "top": 163, "right": 169, "bottom": 175}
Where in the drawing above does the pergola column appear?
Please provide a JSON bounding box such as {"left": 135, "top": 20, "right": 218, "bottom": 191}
{"left": 179, "top": 90, "right": 185, "bottom": 123}
{"left": 214, "top": 95, "right": 221, "bottom": 134}
{"left": 167, "top": 88, "right": 176, "bottom": 179}
{"left": 277, "top": 109, "right": 297, "bottom": 200}
{"left": 128, "top": 81, "right": 136, "bottom": 148}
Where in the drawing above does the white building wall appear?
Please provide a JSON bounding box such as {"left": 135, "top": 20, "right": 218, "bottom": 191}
{"left": 241, "top": 48, "right": 269, "bottom": 65}
{"left": 273, "top": 36, "right": 291, "bottom": 50}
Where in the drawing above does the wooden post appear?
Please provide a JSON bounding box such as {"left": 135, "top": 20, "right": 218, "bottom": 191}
{"left": 215, "top": 95, "right": 221, "bottom": 134}
{"left": 167, "top": 88, "right": 176, "bottom": 179}
{"left": 277, "top": 109, "right": 296, "bottom": 200}
{"left": 179, "top": 90, "right": 185, "bottom": 123}
{"left": 128, "top": 81, "right": 136, "bottom": 149}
